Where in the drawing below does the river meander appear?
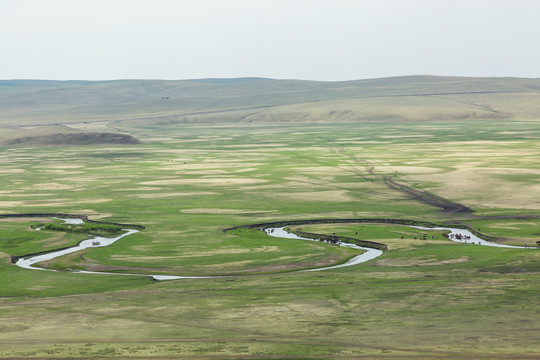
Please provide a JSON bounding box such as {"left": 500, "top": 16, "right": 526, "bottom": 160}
{"left": 12, "top": 217, "right": 537, "bottom": 280}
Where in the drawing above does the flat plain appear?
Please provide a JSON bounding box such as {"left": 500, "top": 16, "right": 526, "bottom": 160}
{"left": 0, "top": 76, "right": 539, "bottom": 359}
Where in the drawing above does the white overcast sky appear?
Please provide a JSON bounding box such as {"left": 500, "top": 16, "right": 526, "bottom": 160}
{"left": 1, "top": 0, "right": 539, "bottom": 81}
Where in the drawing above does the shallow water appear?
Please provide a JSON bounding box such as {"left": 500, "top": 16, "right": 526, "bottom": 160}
{"left": 58, "top": 217, "right": 84, "bottom": 225}
{"left": 411, "top": 226, "right": 535, "bottom": 249}
{"left": 16, "top": 227, "right": 139, "bottom": 271}
{"left": 264, "top": 227, "right": 383, "bottom": 271}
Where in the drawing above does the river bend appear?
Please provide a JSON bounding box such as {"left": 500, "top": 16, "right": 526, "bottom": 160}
{"left": 12, "top": 218, "right": 536, "bottom": 280}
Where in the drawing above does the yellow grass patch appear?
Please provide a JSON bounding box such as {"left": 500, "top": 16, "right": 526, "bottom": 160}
{"left": 196, "top": 260, "right": 256, "bottom": 270}
{"left": 25, "top": 183, "right": 80, "bottom": 191}
{"left": 140, "top": 177, "right": 267, "bottom": 186}
{"left": 23, "top": 198, "right": 111, "bottom": 207}
{"left": 157, "top": 162, "right": 264, "bottom": 171}
{"left": 0, "top": 201, "right": 25, "bottom": 207}
{"left": 178, "top": 247, "right": 252, "bottom": 257}
{"left": 1, "top": 193, "right": 56, "bottom": 198}
{"left": 405, "top": 165, "right": 540, "bottom": 209}
{"left": 386, "top": 166, "right": 444, "bottom": 174}
{"left": 0, "top": 251, "right": 12, "bottom": 264}
{"left": 231, "top": 167, "right": 259, "bottom": 173}
{"left": 38, "top": 170, "right": 84, "bottom": 175}
{"left": 382, "top": 238, "right": 452, "bottom": 250}
{"left": 487, "top": 225, "right": 520, "bottom": 230}
{"left": 272, "top": 190, "right": 355, "bottom": 202}
{"left": 0, "top": 217, "right": 52, "bottom": 223}
{"left": 180, "top": 208, "right": 277, "bottom": 214}
{"left": 0, "top": 168, "right": 25, "bottom": 173}
{"left": 135, "top": 192, "right": 219, "bottom": 199}
{"left": 78, "top": 211, "right": 114, "bottom": 219}
{"left": 26, "top": 286, "right": 54, "bottom": 291}
{"left": 443, "top": 140, "right": 522, "bottom": 146}
{"left": 487, "top": 221, "right": 538, "bottom": 228}
{"left": 294, "top": 166, "right": 352, "bottom": 175}
{"left": 180, "top": 170, "right": 229, "bottom": 175}
{"left": 110, "top": 255, "right": 184, "bottom": 262}
{"left": 378, "top": 134, "right": 433, "bottom": 139}
{"left": 374, "top": 256, "right": 471, "bottom": 267}
{"left": 44, "top": 164, "right": 85, "bottom": 169}
{"left": 113, "top": 187, "right": 163, "bottom": 191}
{"left": 258, "top": 246, "right": 279, "bottom": 252}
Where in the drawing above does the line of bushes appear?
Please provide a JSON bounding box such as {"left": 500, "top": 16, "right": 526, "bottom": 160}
{"left": 40, "top": 222, "right": 124, "bottom": 236}
{"left": 288, "top": 229, "right": 388, "bottom": 251}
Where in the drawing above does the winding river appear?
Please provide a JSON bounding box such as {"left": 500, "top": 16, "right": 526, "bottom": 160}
{"left": 12, "top": 218, "right": 536, "bottom": 280}
{"left": 412, "top": 226, "right": 537, "bottom": 249}
{"left": 263, "top": 227, "right": 383, "bottom": 271}
{"left": 16, "top": 218, "right": 209, "bottom": 280}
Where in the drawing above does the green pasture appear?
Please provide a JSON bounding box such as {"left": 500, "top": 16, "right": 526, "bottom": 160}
{"left": 1, "top": 118, "right": 540, "bottom": 359}
{"left": 0, "top": 219, "right": 87, "bottom": 257}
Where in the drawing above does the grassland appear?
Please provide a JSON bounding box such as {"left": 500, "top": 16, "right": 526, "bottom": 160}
{"left": 0, "top": 77, "right": 539, "bottom": 359}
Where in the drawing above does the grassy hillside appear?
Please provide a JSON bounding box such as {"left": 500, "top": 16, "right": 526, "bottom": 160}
{"left": 2, "top": 76, "right": 540, "bottom": 127}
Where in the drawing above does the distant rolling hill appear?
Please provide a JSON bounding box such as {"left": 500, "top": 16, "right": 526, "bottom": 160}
{"left": 1, "top": 76, "right": 540, "bottom": 128}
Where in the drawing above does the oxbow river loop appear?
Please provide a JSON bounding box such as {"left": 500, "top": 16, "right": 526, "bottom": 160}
{"left": 11, "top": 217, "right": 537, "bottom": 280}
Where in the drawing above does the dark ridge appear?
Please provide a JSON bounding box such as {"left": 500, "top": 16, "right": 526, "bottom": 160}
{"left": 4, "top": 132, "right": 140, "bottom": 146}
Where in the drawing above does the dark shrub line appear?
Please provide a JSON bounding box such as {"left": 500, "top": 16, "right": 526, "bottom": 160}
{"left": 40, "top": 222, "right": 124, "bottom": 235}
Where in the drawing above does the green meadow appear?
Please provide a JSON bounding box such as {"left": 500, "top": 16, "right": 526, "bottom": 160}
{"left": 0, "top": 77, "right": 540, "bottom": 359}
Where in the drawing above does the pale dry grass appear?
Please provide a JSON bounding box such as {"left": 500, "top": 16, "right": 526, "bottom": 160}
{"left": 406, "top": 167, "right": 540, "bottom": 209}
{"left": 0, "top": 168, "right": 25, "bottom": 173}
{"left": 25, "top": 285, "right": 54, "bottom": 291}
{"left": 79, "top": 211, "right": 114, "bottom": 219}
{"left": 37, "top": 232, "right": 79, "bottom": 248}
{"left": 19, "top": 198, "right": 111, "bottom": 207}
{"left": 0, "top": 201, "right": 25, "bottom": 207}
{"left": 219, "top": 143, "right": 287, "bottom": 148}
{"left": 379, "top": 238, "right": 452, "bottom": 251}
{"left": 110, "top": 255, "right": 190, "bottom": 262}
{"left": 0, "top": 251, "right": 11, "bottom": 264}
{"left": 0, "top": 217, "right": 52, "bottom": 222}
{"left": 135, "top": 192, "right": 219, "bottom": 199}
{"left": 44, "top": 164, "right": 85, "bottom": 169}
{"left": 113, "top": 187, "right": 163, "bottom": 191}
{"left": 25, "top": 183, "right": 81, "bottom": 191}
{"left": 198, "top": 260, "right": 256, "bottom": 269}
{"left": 385, "top": 166, "right": 444, "bottom": 174}
{"left": 272, "top": 190, "right": 356, "bottom": 202}
{"left": 140, "top": 177, "right": 267, "bottom": 186}
{"left": 180, "top": 208, "right": 277, "bottom": 214}
{"left": 374, "top": 256, "right": 471, "bottom": 267}
{"left": 158, "top": 162, "right": 263, "bottom": 171}
{"left": 218, "top": 301, "right": 338, "bottom": 322}
{"left": 486, "top": 221, "right": 538, "bottom": 229}
{"left": 293, "top": 166, "right": 354, "bottom": 175}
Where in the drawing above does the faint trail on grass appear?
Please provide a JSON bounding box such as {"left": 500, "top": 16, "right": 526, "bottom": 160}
{"left": 383, "top": 176, "right": 472, "bottom": 214}
{"left": 311, "top": 135, "right": 473, "bottom": 214}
